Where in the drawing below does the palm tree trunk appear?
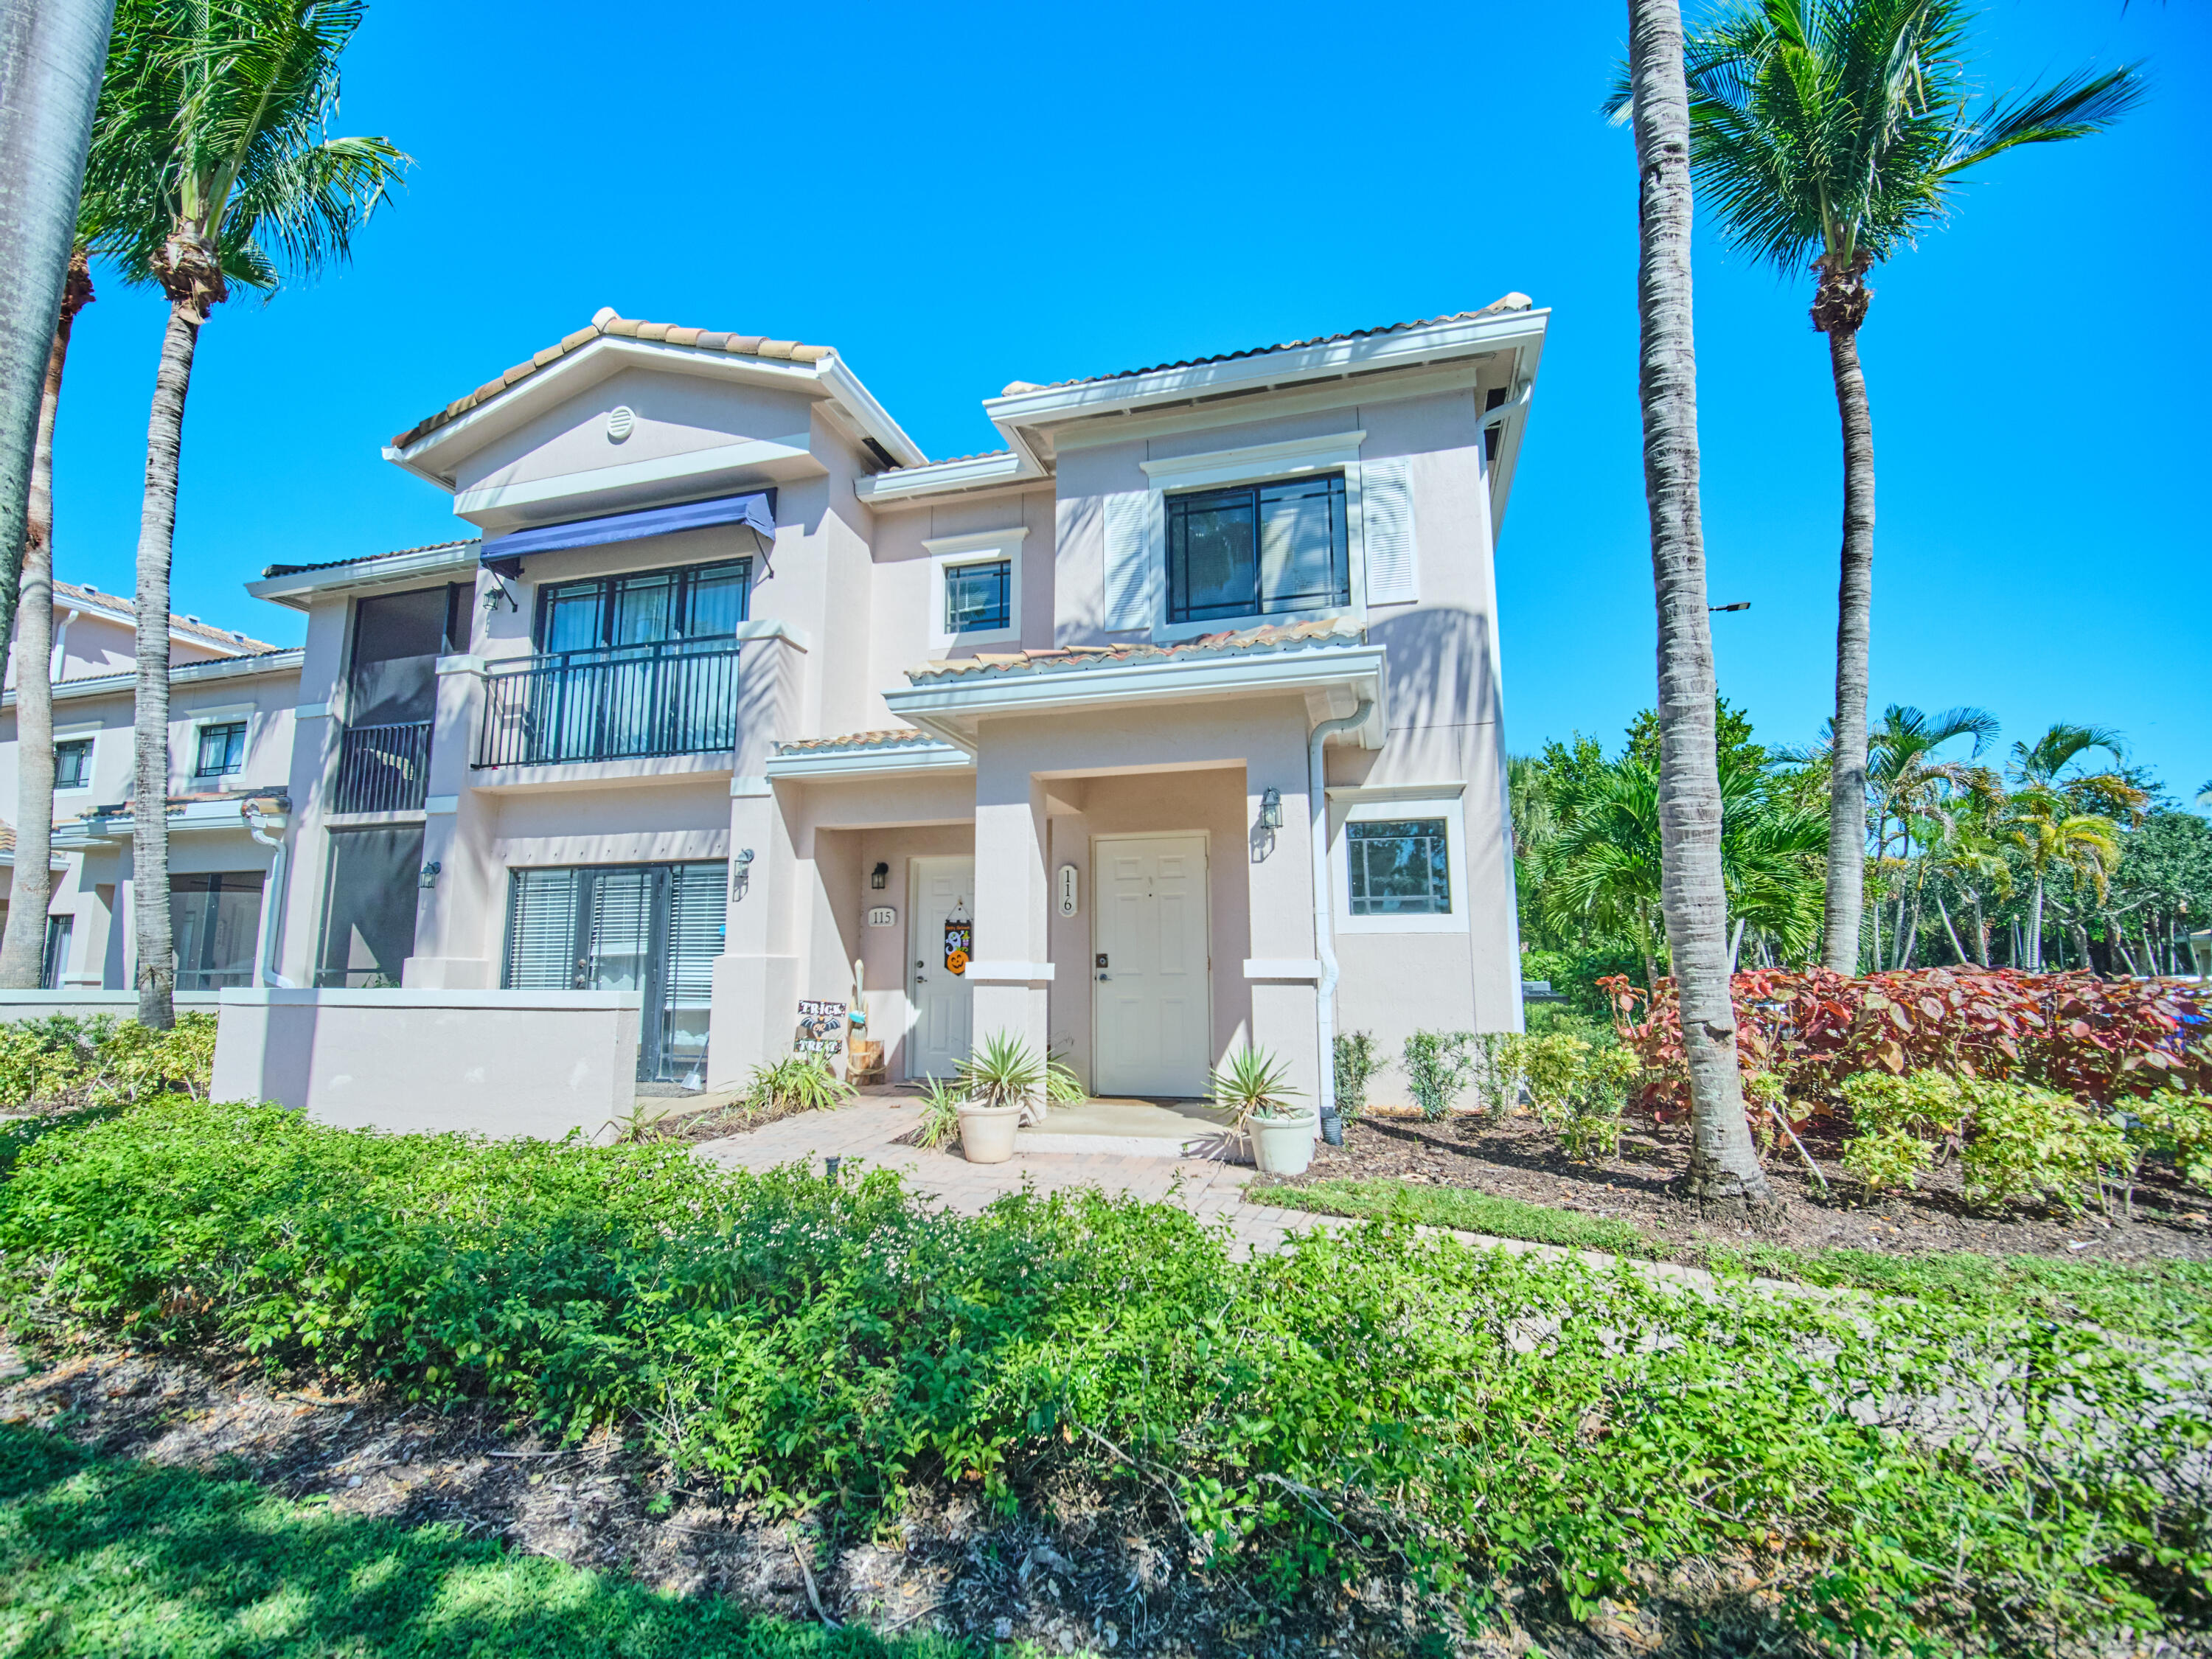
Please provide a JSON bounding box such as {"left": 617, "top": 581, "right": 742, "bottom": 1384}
{"left": 0, "top": 252, "right": 91, "bottom": 989}
{"left": 1819, "top": 324, "right": 1877, "bottom": 975}
{"left": 2069, "top": 918, "right": 2095, "bottom": 977}
{"left": 2028, "top": 877, "right": 2045, "bottom": 971}
{"left": 1934, "top": 891, "right": 1969, "bottom": 966}
{"left": 1969, "top": 890, "right": 1988, "bottom": 967}
{"left": 132, "top": 295, "right": 206, "bottom": 1029}
{"left": 1627, "top": 0, "right": 1770, "bottom": 1213}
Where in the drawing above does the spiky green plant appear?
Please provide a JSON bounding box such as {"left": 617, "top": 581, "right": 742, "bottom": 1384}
{"left": 1210, "top": 1047, "right": 1304, "bottom": 1134}
{"left": 740, "top": 1055, "right": 853, "bottom": 1124}
{"left": 1045, "top": 1043, "right": 1087, "bottom": 1105}
{"left": 911, "top": 1077, "right": 966, "bottom": 1150}
{"left": 955, "top": 1032, "right": 1046, "bottom": 1122}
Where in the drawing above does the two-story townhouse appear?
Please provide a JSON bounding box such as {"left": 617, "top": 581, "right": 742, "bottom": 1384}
{"left": 245, "top": 297, "right": 1546, "bottom": 1112}
{"left": 1, "top": 583, "right": 296, "bottom": 990}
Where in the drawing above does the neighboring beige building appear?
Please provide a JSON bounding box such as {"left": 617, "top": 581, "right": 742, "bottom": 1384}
{"left": 6, "top": 298, "right": 1549, "bottom": 1114}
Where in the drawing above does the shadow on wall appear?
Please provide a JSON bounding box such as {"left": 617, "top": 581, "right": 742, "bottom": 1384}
{"left": 1368, "top": 606, "right": 1493, "bottom": 737}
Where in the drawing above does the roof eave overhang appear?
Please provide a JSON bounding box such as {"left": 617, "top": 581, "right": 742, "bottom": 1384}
{"left": 982, "top": 309, "right": 1551, "bottom": 462}
{"left": 5, "top": 648, "right": 307, "bottom": 710}
{"left": 882, "top": 644, "right": 1388, "bottom": 754}
{"left": 855, "top": 449, "right": 1048, "bottom": 508}
{"left": 247, "top": 545, "right": 481, "bottom": 609}
{"left": 762, "top": 741, "right": 975, "bottom": 782}
{"left": 381, "top": 337, "right": 926, "bottom": 495}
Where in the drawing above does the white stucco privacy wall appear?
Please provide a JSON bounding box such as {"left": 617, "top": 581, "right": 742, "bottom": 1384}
{"left": 212, "top": 988, "right": 641, "bottom": 1138}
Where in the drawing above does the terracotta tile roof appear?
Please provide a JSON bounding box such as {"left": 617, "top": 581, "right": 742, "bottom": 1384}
{"left": 261, "top": 538, "right": 479, "bottom": 580}
{"left": 999, "top": 293, "right": 1535, "bottom": 396}
{"left": 907, "top": 616, "right": 1365, "bottom": 684}
{"left": 774, "top": 729, "right": 948, "bottom": 756}
{"left": 393, "top": 310, "right": 836, "bottom": 450}
{"left": 52, "top": 580, "right": 279, "bottom": 653}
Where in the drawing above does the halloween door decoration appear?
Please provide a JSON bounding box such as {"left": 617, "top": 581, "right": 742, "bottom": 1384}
{"left": 942, "top": 897, "right": 973, "bottom": 976}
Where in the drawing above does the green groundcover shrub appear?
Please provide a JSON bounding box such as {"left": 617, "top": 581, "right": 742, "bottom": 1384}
{"left": 0, "top": 1013, "right": 216, "bottom": 1113}
{"left": 2, "top": 1099, "right": 2208, "bottom": 1654}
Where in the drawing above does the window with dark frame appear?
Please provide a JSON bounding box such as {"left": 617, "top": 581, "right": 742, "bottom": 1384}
{"left": 535, "top": 558, "right": 751, "bottom": 655}
{"left": 945, "top": 559, "right": 1011, "bottom": 633}
{"left": 193, "top": 721, "right": 247, "bottom": 779}
{"left": 1166, "top": 471, "right": 1349, "bottom": 625}
{"left": 53, "top": 739, "right": 91, "bottom": 790}
{"left": 1347, "top": 818, "right": 1452, "bottom": 916}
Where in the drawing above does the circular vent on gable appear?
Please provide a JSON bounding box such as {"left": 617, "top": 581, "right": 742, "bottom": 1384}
{"left": 607, "top": 405, "right": 636, "bottom": 442}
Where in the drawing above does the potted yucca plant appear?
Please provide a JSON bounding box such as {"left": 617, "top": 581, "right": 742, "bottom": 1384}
{"left": 950, "top": 1032, "right": 1045, "bottom": 1163}
{"left": 1211, "top": 1047, "right": 1313, "bottom": 1175}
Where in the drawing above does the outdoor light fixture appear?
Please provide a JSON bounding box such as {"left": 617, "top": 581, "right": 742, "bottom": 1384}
{"left": 418, "top": 860, "right": 442, "bottom": 890}
{"left": 871, "top": 861, "right": 889, "bottom": 890}
{"left": 736, "top": 848, "right": 755, "bottom": 868}
{"left": 1260, "top": 786, "right": 1284, "bottom": 830}
{"left": 1709, "top": 601, "right": 1751, "bottom": 613}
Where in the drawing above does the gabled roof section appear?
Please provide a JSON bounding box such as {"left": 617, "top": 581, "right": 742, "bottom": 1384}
{"left": 52, "top": 580, "right": 279, "bottom": 654}
{"left": 392, "top": 310, "right": 835, "bottom": 451}
{"left": 998, "top": 294, "right": 1537, "bottom": 395}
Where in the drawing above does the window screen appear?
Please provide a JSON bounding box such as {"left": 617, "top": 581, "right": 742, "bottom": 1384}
{"left": 53, "top": 739, "right": 91, "bottom": 790}
{"left": 171, "top": 872, "right": 265, "bottom": 990}
{"left": 1167, "top": 473, "right": 1349, "bottom": 625}
{"left": 1347, "top": 818, "right": 1451, "bottom": 916}
{"left": 317, "top": 827, "right": 423, "bottom": 987}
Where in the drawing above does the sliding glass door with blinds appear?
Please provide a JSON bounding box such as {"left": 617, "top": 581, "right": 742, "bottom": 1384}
{"left": 503, "top": 861, "right": 728, "bottom": 1082}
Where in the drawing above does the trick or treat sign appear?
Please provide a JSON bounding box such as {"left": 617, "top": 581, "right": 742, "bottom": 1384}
{"left": 942, "top": 898, "right": 973, "bottom": 976}
{"left": 794, "top": 999, "right": 846, "bottom": 1055}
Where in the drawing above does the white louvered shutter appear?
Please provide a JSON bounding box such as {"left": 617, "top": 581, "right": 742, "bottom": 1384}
{"left": 665, "top": 862, "right": 728, "bottom": 1016}
{"left": 1102, "top": 490, "right": 1159, "bottom": 632}
{"left": 1360, "top": 456, "right": 1419, "bottom": 605}
{"left": 504, "top": 869, "right": 581, "bottom": 989}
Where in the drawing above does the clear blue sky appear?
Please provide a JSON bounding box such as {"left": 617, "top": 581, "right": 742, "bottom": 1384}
{"left": 46, "top": 0, "right": 2212, "bottom": 801}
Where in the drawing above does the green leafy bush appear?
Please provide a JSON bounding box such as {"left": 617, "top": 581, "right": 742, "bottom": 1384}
{"left": 0, "top": 1099, "right": 2205, "bottom": 1652}
{"left": 1520, "top": 947, "right": 1650, "bottom": 1018}
{"left": 1332, "top": 1030, "right": 1381, "bottom": 1122}
{"left": 0, "top": 1013, "right": 216, "bottom": 1113}
{"left": 737, "top": 1054, "right": 852, "bottom": 1124}
{"left": 1471, "top": 1032, "right": 1638, "bottom": 1160}
{"left": 1399, "top": 1029, "right": 1475, "bottom": 1120}
{"left": 2134, "top": 1088, "right": 2212, "bottom": 1190}
{"left": 1839, "top": 1071, "right": 2134, "bottom": 1215}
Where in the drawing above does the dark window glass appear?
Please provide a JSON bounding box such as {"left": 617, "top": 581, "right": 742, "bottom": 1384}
{"left": 318, "top": 826, "right": 423, "bottom": 987}
{"left": 1167, "top": 473, "right": 1348, "bottom": 625}
{"left": 945, "top": 560, "right": 1011, "bottom": 633}
{"left": 170, "top": 872, "right": 265, "bottom": 990}
{"left": 53, "top": 739, "right": 91, "bottom": 790}
{"left": 194, "top": 722, "right": 246, "bottom": 779}
{"left": 534, "top": 560, "right": 751, "bottom": 654}
{"left": 349, "top": 588, "right": 448, "bottom": 726}
{"left": 41, "top": 915, "right": 72, "bottom": 989}
{"left": 1347, "top": 818, "right": 1451, "bottom": 916}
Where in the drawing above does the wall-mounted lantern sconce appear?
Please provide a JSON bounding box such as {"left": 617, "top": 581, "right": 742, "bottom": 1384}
{"left": 871, "top": 860, "right": 889, "bottom": 891}
{"left": 418, "top": 860, "right": 442, "bottom": 890}
{"left": 1259, "top": 786, "right": 1284, "bottom": 830}
{"left": 736, "top": 848, "right": 756, "bottom": 869}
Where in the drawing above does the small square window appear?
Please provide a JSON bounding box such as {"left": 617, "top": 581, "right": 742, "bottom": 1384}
{"left": 53, "top": 739, "right": 92, "bottom": 790}
{"left": 1347, "top": 818, "right": 1451, "bottom": 916}
{"left": 945, "top": 560, "right": 1012, "bottom": 634}
{"left": 194, "top": 721, "right": 247, "bottom": 779}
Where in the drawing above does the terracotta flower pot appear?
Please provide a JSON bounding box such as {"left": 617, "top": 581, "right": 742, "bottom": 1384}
{"left": 956, "top": 1102, "right": 1023, "bottom": 1164}
{"left": 1248, "top": 1110, "right": 1318, "bottom": 1175}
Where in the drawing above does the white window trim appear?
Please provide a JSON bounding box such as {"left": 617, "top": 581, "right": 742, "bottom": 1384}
{"left": 1332, "top": 790, "right": 1470, "bottom": 935}
{"left": 184, "top": 706, "right": 256, "bottom": 782}
{"left": 925, "top": 527, "right": 1026, "bottom": 650}
{"left": 1134, "top": 431, "right": 1369, "bottom": 643}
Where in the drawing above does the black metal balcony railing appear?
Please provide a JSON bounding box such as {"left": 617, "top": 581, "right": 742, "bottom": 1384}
{"left": 333, "top": 720, "right": 432, "bottom": 813}
{"left": 476, "top": 641, "right": 743, "bottom": 768}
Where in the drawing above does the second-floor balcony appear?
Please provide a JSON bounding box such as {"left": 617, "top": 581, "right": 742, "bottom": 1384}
{"left": 476, "top": 640, "right": 743, "bottom": 768}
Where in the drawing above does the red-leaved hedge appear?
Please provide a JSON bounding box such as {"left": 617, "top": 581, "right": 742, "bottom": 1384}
{"left": 1601, "top": 968, "right": 2211, "bottom": 1120}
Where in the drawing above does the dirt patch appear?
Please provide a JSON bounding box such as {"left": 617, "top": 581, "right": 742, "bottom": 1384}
{"left": 1284, "top": 1108, "right": 2212, "bottom": 1265}
{"left": 0, "top": 1333, "right": 1854, "bottom": 1658}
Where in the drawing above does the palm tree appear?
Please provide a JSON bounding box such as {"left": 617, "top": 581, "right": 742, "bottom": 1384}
{"left": 1543, "top": 757, "right": 1668, "bottom": 990}
{"left": 1625, "top": 0, "right": 1772, "bottom": 1211}
{"left": 97, "top": 0, "right": 404, "bottom": 1025}
{"left": 1676, "top": 0, "right": 2140, "bottom": 976}
{"left": 2008, "top": 722, "right": 2149, "bottom": 820}
{"left": 2005, "top": 788, "right": 2120, "bottom": 970}
{"left": 0, "top": 249, "right": 94, "bottom": 988}
{"left": 1865, "top": 703, "right": 1997, "bottom": 967}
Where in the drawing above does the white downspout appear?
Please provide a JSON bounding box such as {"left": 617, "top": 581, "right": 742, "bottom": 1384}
{"left": 1310, "top": 697, "right": 1374, "bottom": 1146}
{"left": 242, "top": 799, "right": 293, "bottom": 987}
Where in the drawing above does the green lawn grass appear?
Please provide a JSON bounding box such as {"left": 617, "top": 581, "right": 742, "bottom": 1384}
{"left": 1254, "top": 1173, "right": 2212, "bottom": 1343}
{"left": 0, "top": 1425, "right": 967, "bottom": 1659}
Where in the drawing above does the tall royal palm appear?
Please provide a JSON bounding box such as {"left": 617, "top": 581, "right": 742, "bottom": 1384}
{"left": 1626, "top": 0, "right": 1772, "bottom": 1211}
{"left": 100, "top": 0, "right": 403, "bottom": 1025}
{"left": 1678, "top": 0, "right": 2139, "bottom": 975}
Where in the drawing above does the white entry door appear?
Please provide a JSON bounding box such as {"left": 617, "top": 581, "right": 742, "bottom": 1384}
{"left": 1093, "top": 834, "right": 1211, "bottom": 1097}
{"left": 907, "top": 856, "right": 975, "bottom": 1080}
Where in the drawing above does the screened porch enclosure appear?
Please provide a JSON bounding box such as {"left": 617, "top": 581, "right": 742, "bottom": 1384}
{"left": 503, "top": 860, "right": 727, "bottom": 1082}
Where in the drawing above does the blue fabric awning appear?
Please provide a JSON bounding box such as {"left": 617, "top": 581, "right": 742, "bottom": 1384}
{"left": 479, "top": 492, "right": 776, "bottom": 568}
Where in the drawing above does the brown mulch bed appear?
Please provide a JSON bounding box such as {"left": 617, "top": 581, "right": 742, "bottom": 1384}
{"left": 0, "top": 1337, "right": 1826, "bottom": 1658}
{"left": 1287, "top": 1107, "right": 2212, "bottom": 1265}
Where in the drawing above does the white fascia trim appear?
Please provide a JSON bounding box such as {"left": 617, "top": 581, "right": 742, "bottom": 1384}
{"left": 762, "top": 742, "right": 973, "bottom": 782}
{"left": 60, "top": 798, "right": 288, "bottom": 844}
{"left": 884, "top": 645, "right": 1387, "bottom": 750}
{"left": 856, "top": 449, "right": 1045, "bottom": 505}
{"left": 246, "top": 543, "right": 479, "bottom": 606}
{"left": 14, "top": 648, "right": 306, "bottom": 710}
{"left": 1138, "top": 430, "right": 1364, "bottom": 489}
{"left": 984, "top": 310, "right": 1550, "bottom": 431}
{"left": 818, "top": 355, "right": 928, "bottom": 469}
{"left": 1325, "top": 781, "right": 1467, "bottom": 801}
{"left": 452, "top": 434, "right": 816, "bottom": 518}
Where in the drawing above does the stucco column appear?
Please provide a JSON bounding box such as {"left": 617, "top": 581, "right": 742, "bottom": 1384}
{"left": 404, "top": 655, "right": 498, "bottom": 989}
{"left": 969, "top": 731, "right": 1051, "bottom": 1065}
{"left": 1242, "top": 719, "right": 1323, "bottom": 1108}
